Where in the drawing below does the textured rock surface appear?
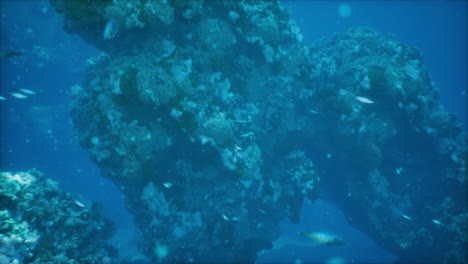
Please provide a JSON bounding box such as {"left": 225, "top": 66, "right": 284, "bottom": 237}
{"left": 55, "top": 1, "right": 318, "bottom": 263}
{"left": 50, "top": 1, "right": 467, "bottom": 263}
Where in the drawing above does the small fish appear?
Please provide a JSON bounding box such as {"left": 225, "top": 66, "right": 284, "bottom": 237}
{"left": 432, "top": 219, "right": 442, "bottom": 225}
{"left": 103, "top": 20, "right": 120, "bottom": 40}
{"left": 0, "top": 96, "right": 6, "bottom": 100}
{"left": 222, "top": 214, "right": 229, "bottom": 221}
{"left": 0, "top": 51, "right": 22, "bottom": 58}
{"left": 396, "top": 168, "right": 403, "bottom": 175}
{"left": 240, "top": 132, "right": 254, "bottom": 138}
{"left": 356, "top": 96, "right": 374, "bottom": 104}
{"left": 299, "top": 232, "right": 345, "bottom": 247}
{"left": 257, "top": 208, "right": 267, "bottom": 214}
{"left": 162, "top": 182, "right": 172, "bottom": 188}
{"left": 8, "top": 92, "right": 28, "bottom": 99}
{"left": 16, "top": 88, "right": 36, "bottom": 95}
{"left": 401, "top": 213, "right": 412, "bottom": 221}
{"left": 74, "top": 200, "right": 86, "bottom": 208}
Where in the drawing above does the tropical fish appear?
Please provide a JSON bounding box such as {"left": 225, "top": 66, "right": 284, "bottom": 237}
{"left": 16, "top": 88, "right": 36, "bottom": 95}
{"left": 103, "top": 20, "right": 120, "bottom": 40}
{"left": 355, "top": 96, "right": 374, "bottom": 104}
{"left": 298, "top": 231, "right": 345, "bottom": 247}
{"left": 0, "top": 51, "right": 21, "bottom": 58}
{"left": 8, "top": 92, "right": 28, "bottom": 99}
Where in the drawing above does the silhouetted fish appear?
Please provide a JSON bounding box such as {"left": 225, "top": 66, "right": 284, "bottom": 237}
{"left": 0, "top": 51, "right": 22, "bottom": 58}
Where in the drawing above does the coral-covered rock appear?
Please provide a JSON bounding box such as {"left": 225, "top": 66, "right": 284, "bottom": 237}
{"left": 0, "top": 170, "right": 117, "bottom": 263}
{"left": 50, "top": 1, "right": 467, "bottom": 263}
{"left": 56, "top": 1, "right": 318, "bottom": 263}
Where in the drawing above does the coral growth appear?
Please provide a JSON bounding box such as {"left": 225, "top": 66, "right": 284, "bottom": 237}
{"left": 0, "top": 170, "right": 117, "bottom": 263}
{"left": 50, "top": 1, "right": 467, "bottom": 263}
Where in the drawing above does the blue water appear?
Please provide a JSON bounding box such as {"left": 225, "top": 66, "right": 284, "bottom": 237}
{"left": 0, "top": 1, "right": 466, "bottom": 263}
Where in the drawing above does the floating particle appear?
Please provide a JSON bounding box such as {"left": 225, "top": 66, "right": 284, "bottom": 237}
{"left": 91, "top": 136, "right": 100, "bottom": 145}
{"left": 396, "top": 168, "right": 403, "bottom": 175}
{"left": 337, "top": 3, "right": 352, "bottom": 18}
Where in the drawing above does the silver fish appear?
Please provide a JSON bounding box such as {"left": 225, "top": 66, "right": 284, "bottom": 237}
{"left": 17, "top": 88, "right": 36, "bottom": 95}
{"left": 299, "top": 232, "right": 345, "bottom": 247}
{"left": 0, "top": 96, "right": 6, "bottom": 100}
{"left": 356, "top": 96, "right": 374, "bottom": 104}
{"left": 9, "top": 92, "right": 27, "bottom": 99}
{"left": 74, "top": 200, "right": 86, "bottom": 208}
{"left": 401, "top": 213, "right": 412, "bottom": 221}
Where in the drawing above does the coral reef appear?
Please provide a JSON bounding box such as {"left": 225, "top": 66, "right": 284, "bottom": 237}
{"left": 50, "top": 0, "right": 467, "bottom": 263}
{"left": 0, "top": 170, "right": 117, "bottom": 263}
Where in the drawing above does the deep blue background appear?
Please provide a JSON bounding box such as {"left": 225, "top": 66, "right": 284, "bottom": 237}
{"left": 1, "top": 1, "right": 466, "bottom": 263}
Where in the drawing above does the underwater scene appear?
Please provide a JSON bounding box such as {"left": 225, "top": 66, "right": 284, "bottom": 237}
{"left": 0, "top": 1, "right": 467, "bottom": 264}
